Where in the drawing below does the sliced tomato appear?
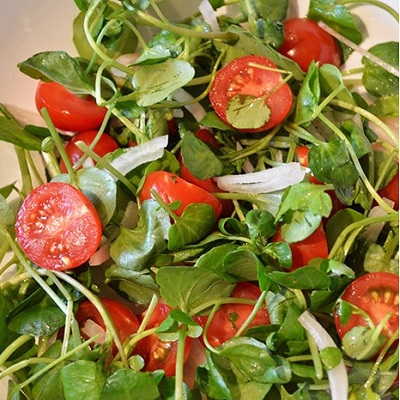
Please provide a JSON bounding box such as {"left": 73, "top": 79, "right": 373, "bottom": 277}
{"left": 133, "top": 301, "right": 192, "bottom": 377}
{"left": 35, "top": 81, "right": 107, "bottom": 132}
{"left": 209, "top": 55, "right": 293, "bottom": 133}
{"left": 197, "top": 282, "right": 270, "bottom": 348}
{"left": 76, "top": 298, "right": 140, "bottom": 349}
{"left": 273, "top": 223, "right": 329, "bottom": 270}
{"left": 15, "top": 182, "right": 102, "bottom": 270}
{"left": 278, "top": 18, "right": 342, "bottom": 72}
{"left": 138, "top": 170, "right": 222, "bottom": 219}
{"left": 59, "top": 130, "right": 120, "bottom": 172}
{"left": 334, "top": 272, "right": 399, "bottom": 344}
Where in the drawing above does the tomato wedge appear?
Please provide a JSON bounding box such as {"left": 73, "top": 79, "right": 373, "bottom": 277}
{"left": 334, "top": 272, "right": 399, "bottom": 343}
{"left": 15, "top": 182, "right": 102, "bottom": 270}
{"left": 133, "top": 301, "right": 192, "bottom": 376}
{"left": 76, "top": 298, "right": 140, "bottom": 350}
{"left": 209, "top": 55, "right": 293, "bottom": 133}
{"left": 35, "top": 81, "right": 107, "bottom": 132}
{"left": 278, "top": 18, "right": 342, "bottom": 72}
{"left": 273, "top": 223, "right": 329, "bottom": 270}
{"left": 139, "top": 170, "right": 222, "bottom": 219}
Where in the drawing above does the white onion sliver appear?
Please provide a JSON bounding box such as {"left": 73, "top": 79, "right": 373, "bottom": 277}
{"left": 109, "top": 135, "right": 168, "bottom": 178}
{"left": 298, "top": 311, "right": 348, "bottom": 400}
{"left": 199, "top": 0, "right": 220, "bottom": 32}
{"left": 172, "top": 88, "right": 207, "bottom": 122}
{"left": 214, "top": 162, "right": 307, "bottom": 193}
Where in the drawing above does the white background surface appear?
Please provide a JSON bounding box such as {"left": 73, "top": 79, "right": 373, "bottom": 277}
{"left": 0, "top": 0, "right": 398, "bottom": 396}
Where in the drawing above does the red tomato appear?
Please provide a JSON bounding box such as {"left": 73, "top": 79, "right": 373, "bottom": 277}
{"left": 139, "top": 170, "right": 222, "bottom": 219}
{"left": 194, "top": 128, "right": 221, "bottom": 148}
{"left": 295, "top": 145, "right": 321, "bottom": 185}
{"left": 15, "top": 182, "right": 102, "bottom": 271}
{"left": 378, "top": 169, "right": 399, "bottom": 210}
{"left": 209, "top": 55, "right": 293, "bottom": 133}
{"left": 76, "top": 298, "right": 140, "bottom": 349}
{"left": 334, "top": 272, "right": 399, "bottom": 346}
{"left": 197, "top": 282, "right": 270, "bottom": 348}
{"left": 35, "top": 81, "right": 107, "bottom": 132}
{"left": 273, "top": 223, "right": 329, "bottom": 270}
{"left": 278, "top": 18, "right": 342, "bottom": 72}
{"left": 133, "top": 301, "right": 192, "bottom": 376}
{"left": 59, "top": 130, "right": 119, "bottom": 173}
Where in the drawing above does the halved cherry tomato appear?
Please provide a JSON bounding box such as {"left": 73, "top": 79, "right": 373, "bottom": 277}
{"left": 76, "top": 298, "right": 140, "bottom": 350}
{"left": 278, "top": 18, "right": 342, "bottom": 72}
{"left": 59, "top": 130, "right": 120, "bottom": 173}
{"left": 378, "top": 169, "right": 399, "bottom": 210}
{"left": 273, "top": 223, "right": 329, "bottom": 270}
{"left": 15, "top": 182, "right": 102, "bottom": 270}
{"left": 196, "top": 282, "right": 270, "bottom": 348}
{"left": 334, "top": 272, "right": 399, "bottom": 346}
{"left": 138, "top": 170, "right": 222, "bottom": 219}
{"left": 133, "top": 301, "right": 192, "bottom": 376}
{"left": 35, "top": 81, "right": 107, "bottom": 132}
{"left": 295, "top": 145, "right": 321, "bottom": 185}
{"left": 209, "top": 55, "right": 293, "bottom": 133}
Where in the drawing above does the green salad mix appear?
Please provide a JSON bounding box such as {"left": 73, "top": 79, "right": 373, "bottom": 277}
{"left": 0, "top": 0, "right": 399, "bottom": 399}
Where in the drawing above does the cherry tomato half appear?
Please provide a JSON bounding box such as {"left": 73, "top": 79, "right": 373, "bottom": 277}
{"left": 278, "top": 18, "right": 342, "bottom": 72}
{"left": 59, "top": 130, "right": 120, "bottom": 173}
{"left": 334, "top": 272, "right": 399, "bottom": 345}
{"left": 76, "top": 298, "right": 140, "bottom": 349}
{"left": 139, "top": 170, "right": 223, "bottom": 219}
{"left": 273, "top": 223, "right": 329, "bottom": 271}
{"left": 209, "top": 55, "right": 293, "bottom": 133}
{"left": 35, "top": 81, "right": 107, "bottom": 132}
{"left": 378, "top": 169, "right": 399, "bottom": 210}
{"left": 133, "top": 301, "right": 192, "bottom": 376}
{"left": 15, "top": 182, "right": 102, "bottom": 270}
{"left": 197, "top": 282, "right": 270, "bottom": 348}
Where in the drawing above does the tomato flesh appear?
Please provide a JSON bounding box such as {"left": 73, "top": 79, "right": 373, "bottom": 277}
{"left": 273, "top": 223, "right": 329, "bottom": 270}
{"left": 279, "top": 18, "right": 342, "bottom": 72}
{"left": 15, "top": 182, "right": 102, "bottom": 270}
{"left": 139, "top": 170, "right": 222, "bottom": 219}
{"left": 35, "top": 81, "right": 107, "bottom": 132}
{"left": 133, "top": 301, "right": 192, "bottom": 377}
{"left": 59, "top": 130, "right": 119, "bottom": 172}
{"left": 378, "top": 169, "right": 399, "bottom": 210}
{"left": 76, "top": 298, "right": 140, "bottom": 348}
{"left": 334, "top": 272, "right": 399, "bottom": 341}
{"left": 209, "top": 55, "right": 293, "bottom": 133}
{"left": 197, "top": 282, "right": 270, "bottom": 348}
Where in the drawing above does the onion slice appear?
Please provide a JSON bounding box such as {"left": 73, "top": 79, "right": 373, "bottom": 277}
{"left": 172, "top": 88, "right": 207, "bottom": 122}
{"left": 109, "top": 135, "right": 168, "bottom": 178}
{"left": 199, "top": 0, "right": 220, "bottom": 32}
{"left": 298, "top": 310, "right": 348, "bottom": 400}
{"left": 214, "top": 162, "right": 307, "bottom": 193}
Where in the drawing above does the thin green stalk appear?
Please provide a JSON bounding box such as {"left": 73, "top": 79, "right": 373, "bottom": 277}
{"left": 341, "top": 0, "right": 399, "bottom": 22}
{"left": 174, "top": 324, "right": 188, "bottom": 400}
{"left": 14, "top": 147, "right": 33, "bottom": 197}
{"left": 0, "top": 335, "right": 32, "bottom": 367}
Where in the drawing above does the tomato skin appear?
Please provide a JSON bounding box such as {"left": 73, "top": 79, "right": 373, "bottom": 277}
{"left": 197, "top": 282, "right": 270, "bottom": 348}
{"left": 378, "top": 169, "right": 399, "bottom": 210}
{"left": 273, "top": 223, "right": 329, "bottom": 270}
{"left": 35, "top": 81, "right": 107, "bottom": 132}
{"left": 76, "top": 298, "right": 140, "bottom": 347}
{"left": 133, "top": 301, "right": 192, "bottom": 377}
{"left": 334, "top": 272, "right": 399, "bottom": 344}
{"left": 15, "top": 182, "right": 102, "bottom": 271}
{"left": 209, "top": 55, "right": 293, "bottom": 133}
{"left": 59, "top": 130, "right": 119, "bottom": 172}
{"left": 279, "top": 18, "right": 342, "bottom": 72}
{"left": 139, "top": 170, "right": 223, "bottom": 219}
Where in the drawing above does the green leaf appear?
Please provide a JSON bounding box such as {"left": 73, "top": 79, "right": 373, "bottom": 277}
{"left": 18, "top": 51, "right": 93, "bottom": 95}
{"left": 110, "top": 200, "right": 170, "bottom": 271}
{"left": 100, "top": 369, "right": 159, "bottom": 400}
{"left": 132, "top": 58, "right": 195, "bottom": 106}
{"left": 180, "top": 129, "right": 224, "bottom": 180}
{"left": 320, "top": 347, "right": 343, "bottom": 370}
{"left": 245, "top": 209, "right": 276, "bottom": 243}
{"left": 156, "top": 266, "right": 234, "bottom": 312}
{"left": 61, "top": 361, "right": 106, "bottom": 400}
{"left": 268, "top": 266, "right": 331, "bottom": 289}
{"left": 226, "top": 95, "right": 271, "bottom": 130}
{"left": 168, "top": 203, "right": 216, "bottom": 250}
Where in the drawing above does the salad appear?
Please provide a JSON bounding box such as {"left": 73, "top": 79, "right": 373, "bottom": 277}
{"left": 0, "top": 0, "right": 399, "bottom": 399}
